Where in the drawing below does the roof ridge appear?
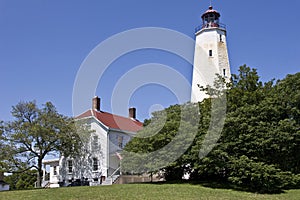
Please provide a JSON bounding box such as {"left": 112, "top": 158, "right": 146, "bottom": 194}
{"left": 92, "top": 109, "right": 141, "bottom": 123}
{"left": 78, "top": 109, "right": 143, "bottom": 133}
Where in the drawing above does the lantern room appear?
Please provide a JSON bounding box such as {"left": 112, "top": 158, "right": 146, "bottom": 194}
{"left": 201, "top": 6, "right": 221, "bottom": 29}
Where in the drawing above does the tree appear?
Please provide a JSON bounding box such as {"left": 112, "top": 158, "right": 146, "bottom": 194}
{"left": 122, "top": 103, "right": 200, "bottom": 180}
{"left": 0, "top": 121, "right": 6, "bottom": 171}
{"left": 123, "top": 65, "right": 300, "bottom": 193}
{"left": 3, "top": 101, "right": 85, "bottom": 188}
{"left": 0, "top": 121, "right": 12, "bottom": 172}
{"left": 192, "top": 67, "right": 300, "bottom": 192}
{"left": 227, "top": 155, "right": 295, "bottom": 193}
{"left": 4, "top": 169, "right": 37, "bottom": 190}
{"left": 0, "top": 121, "right": 4, "bottom": 169}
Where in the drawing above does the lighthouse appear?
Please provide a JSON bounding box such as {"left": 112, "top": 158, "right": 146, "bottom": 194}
{"left": 191, "top": 6, "right": 231, "bottom": 102}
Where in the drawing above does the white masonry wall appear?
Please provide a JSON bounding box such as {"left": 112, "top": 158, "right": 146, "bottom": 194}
{"left": 59, "top": 117, "right": 109, "bottom": 186}
{"left": 191, "top": 27, "right": 231, "bottom": 103}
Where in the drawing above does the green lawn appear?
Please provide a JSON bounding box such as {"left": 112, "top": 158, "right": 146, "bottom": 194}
{"left": 1, "top": 183, "right": 300, "bottom": 200}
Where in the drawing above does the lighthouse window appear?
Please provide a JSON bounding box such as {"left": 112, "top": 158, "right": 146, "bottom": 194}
{"left": 209, "top": 50, "right": 213, "bottom": 57}
{"left": 223, "top": 69, "right": 226, "bottom": 77}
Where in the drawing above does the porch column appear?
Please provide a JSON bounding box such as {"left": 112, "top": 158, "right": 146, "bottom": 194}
{"left": 43, "top": 164, "right": 46, "bottom": 182}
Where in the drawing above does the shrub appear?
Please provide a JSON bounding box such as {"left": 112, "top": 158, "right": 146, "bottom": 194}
{"left": 228, "top": 156, "right": 297, "bottom": 193}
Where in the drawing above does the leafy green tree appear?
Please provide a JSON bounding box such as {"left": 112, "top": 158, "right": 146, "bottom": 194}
{"left": 3, "top": 101, "right": 85, "bottom": 188}
{"left": 223, "top": 70, "right": 300, "bottom": 169}
{"left": 122, "top": 103, "right": 199, "bottom": 180}
{"left": 123, "top": 65, "right": 300, "bottom": 193}
{"left": 227, "top": 155, "right": 299, "bottom": 193}
{"left": 0, "top": 121, "right": 5, "bottom": 171}
{"left": 0, "top": 121, "right": 12, "bottom": 172}
{"left": 194, "top": 67, "right": 300, "bottom": 192}
{"left": 4, "top": 169, "right": 37, "bottom": 190}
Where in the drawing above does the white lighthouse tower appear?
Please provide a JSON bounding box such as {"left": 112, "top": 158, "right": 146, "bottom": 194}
{"left": 191, "top": 6, "right": 231, "bottom": 102}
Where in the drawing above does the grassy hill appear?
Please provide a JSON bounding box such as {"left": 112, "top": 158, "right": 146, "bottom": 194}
{"left": 1, "top": 183, "right": 300, "bottom": 200}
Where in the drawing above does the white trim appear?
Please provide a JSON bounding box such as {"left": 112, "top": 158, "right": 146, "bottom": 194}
{"left": 76, "top": 112, "right": 109, "bottom": 132}
{"left": 42, "top": 158, "right": 60, "bottom": 164}
{"left": 108, "top": 128, "right": 137, "bottom": 136}
{"left": 195, "top": 26, "right": 226, "bottom": 36}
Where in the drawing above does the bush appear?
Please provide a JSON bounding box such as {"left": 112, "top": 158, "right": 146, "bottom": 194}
{"left": 4, "top": 170, "right": 37, "bottom": 190}
{"left": 163, "top": 166, "right": 185, "bottom": 181}
{"left": 228, "top": 156, "right": 297, "bottom": 193}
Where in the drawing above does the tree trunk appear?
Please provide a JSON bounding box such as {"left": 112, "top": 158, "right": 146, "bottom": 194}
{"left": 150, "top": 172, "right": 153, "bottom": 182}
{"left": 36, "top": 158, "right": 43, "bottom": 188}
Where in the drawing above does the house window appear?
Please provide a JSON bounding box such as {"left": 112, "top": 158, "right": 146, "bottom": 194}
{"left": 209, "top": 50, "right": 213, "bottom": 57}
{"left": 53, "top": 166, "right": 57, "bottom": 175}
{"left": 117, "top": 136, "right": 123, "bottom": 148}
{"left": 67, "top": 160, "right": 73, "bottom": 174}
{"left": 92, "top": 158, "right": 98, "bottom": 171}
{"left": 92, "top": 135, "right": 99, "bottom": 151}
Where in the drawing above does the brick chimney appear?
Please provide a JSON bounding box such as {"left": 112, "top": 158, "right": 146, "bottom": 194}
{"left": 92, "top": 96, "right": 100, "bottom": 111}
{"left": 129, "top": 107, "right": 136, "bottom": 119}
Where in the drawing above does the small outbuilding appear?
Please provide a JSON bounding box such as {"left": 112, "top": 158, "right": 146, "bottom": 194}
{"left": 0, "top": 172, "right": 10, "bottom": 191}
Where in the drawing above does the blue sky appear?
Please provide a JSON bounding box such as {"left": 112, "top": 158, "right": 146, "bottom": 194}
{"left": 1, "top": 0, "right": 300, "bottom": 122}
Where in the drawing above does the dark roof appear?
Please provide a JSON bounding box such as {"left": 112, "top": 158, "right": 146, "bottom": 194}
{"left": 77, "top": 110, "right": 143, "bottom": 133}
{"left": 201, "top": 6, "right": 221, "bottom": 18}
{"left": 0, "top": 180, "right": 8, "bottom": 185}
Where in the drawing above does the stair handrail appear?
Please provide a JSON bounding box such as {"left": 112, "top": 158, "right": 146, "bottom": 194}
{"left": 110, "top": 166, "right": 121, "bottom": 177}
